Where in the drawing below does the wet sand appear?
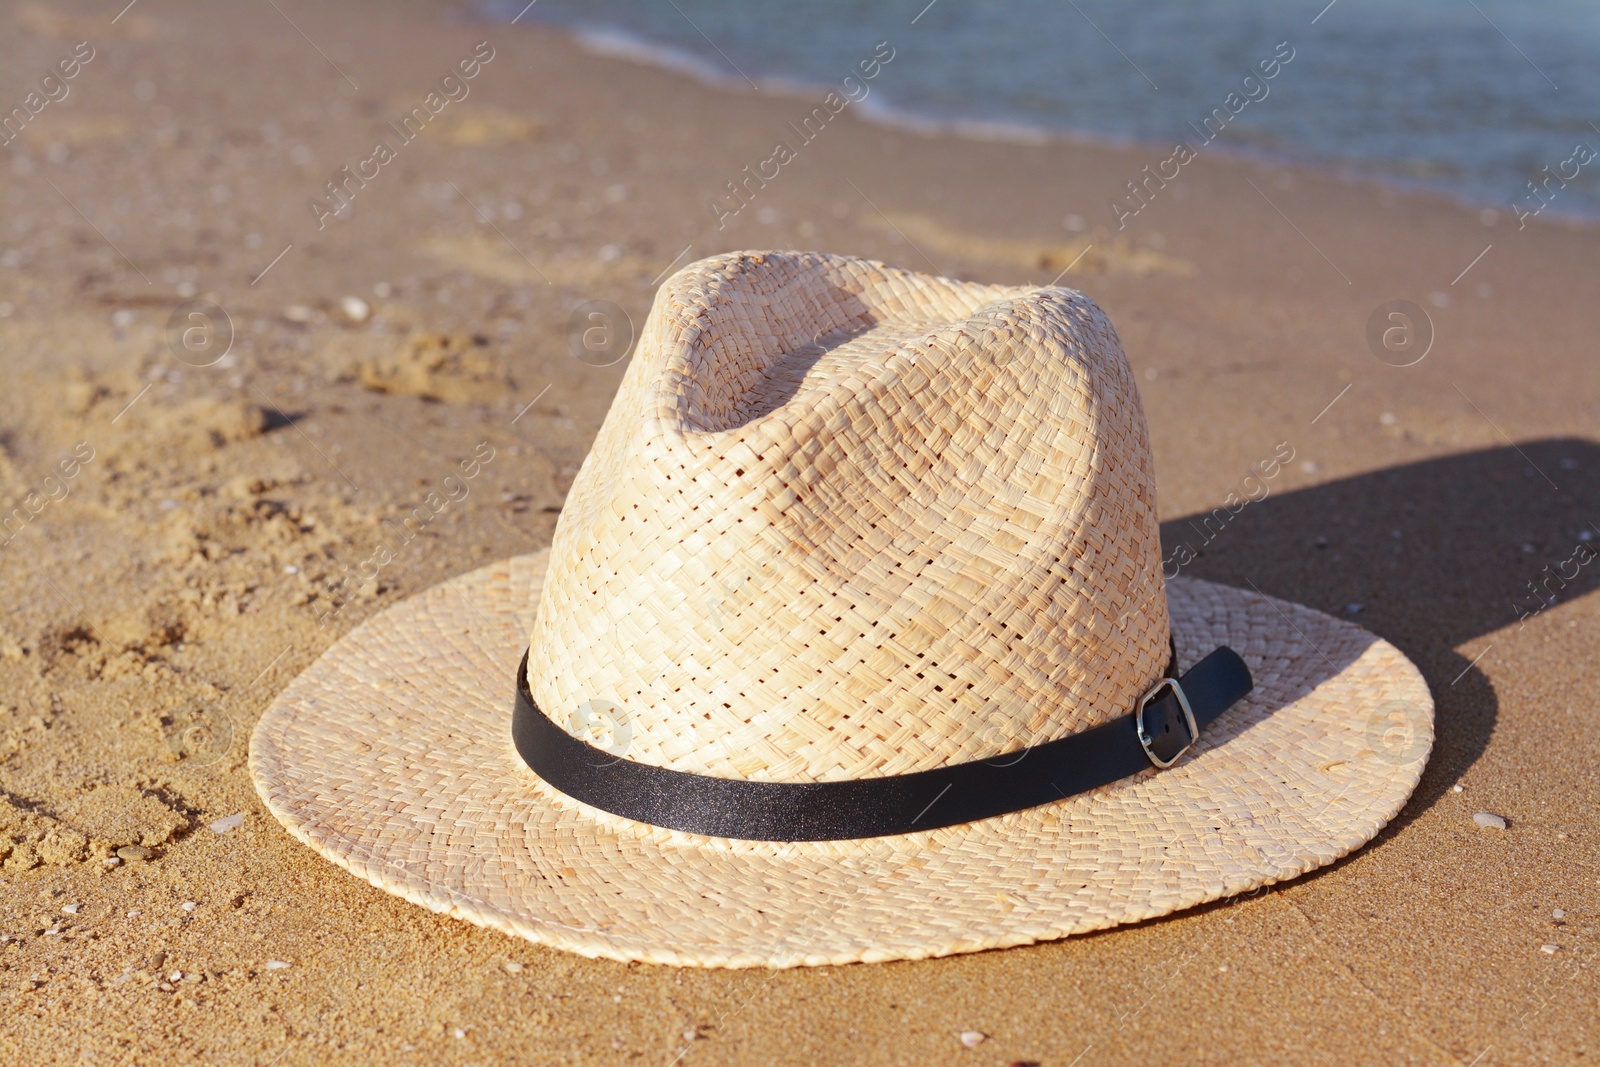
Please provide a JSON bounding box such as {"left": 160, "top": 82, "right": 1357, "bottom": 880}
{"left": 0, "top": 1, "right": 1596, "bottom": 1063}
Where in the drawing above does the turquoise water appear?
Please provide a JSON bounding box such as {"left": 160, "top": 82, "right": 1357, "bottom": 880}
{"left": 483, "top": 0, "right": 1600, "bottom": 220}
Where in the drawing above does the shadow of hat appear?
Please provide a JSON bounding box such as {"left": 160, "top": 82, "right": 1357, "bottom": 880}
{"left": 1162, "top": 437, "right": 1600, "bottom": 833}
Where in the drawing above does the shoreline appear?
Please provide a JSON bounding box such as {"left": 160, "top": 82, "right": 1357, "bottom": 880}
{"left": 496, "top": 9, "right": 1600, "bottom": 230}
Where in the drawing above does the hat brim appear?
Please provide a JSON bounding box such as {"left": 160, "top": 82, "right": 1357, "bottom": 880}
{"left": 249, "top": 550, "right": 1432, "bottom": 968}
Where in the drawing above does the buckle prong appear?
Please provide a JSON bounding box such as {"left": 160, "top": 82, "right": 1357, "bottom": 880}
{"left": 1136, "top": 677, "right": 1199, "bottom": 769}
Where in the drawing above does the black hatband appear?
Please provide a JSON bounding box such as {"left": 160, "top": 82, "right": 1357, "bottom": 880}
{"left": 511, "top": 647, "right": 1252, "bottom": 842}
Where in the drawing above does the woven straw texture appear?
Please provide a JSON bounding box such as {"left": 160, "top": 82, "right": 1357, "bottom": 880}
{"left": 249, "top": 253, "right": 1432, "bottom": 967}
{"left": 250, "top": 550, "right": 1432, "bottom": 968}
{"left": 528, "top": 251, "right": 1169, "bottom": 783}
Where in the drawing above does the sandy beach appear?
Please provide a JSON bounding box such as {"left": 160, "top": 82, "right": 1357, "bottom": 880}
{"left": 1, "top": 1, "right": 1597, "bottom": 1063}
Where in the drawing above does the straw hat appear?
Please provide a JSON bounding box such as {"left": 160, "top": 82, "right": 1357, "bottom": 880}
{"left": 250, "top": 251, "right": 1433, "bottom": 968}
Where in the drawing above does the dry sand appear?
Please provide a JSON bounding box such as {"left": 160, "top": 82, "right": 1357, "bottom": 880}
{"left": 1, "top": 1, "right": 1596, "bottom": 1063}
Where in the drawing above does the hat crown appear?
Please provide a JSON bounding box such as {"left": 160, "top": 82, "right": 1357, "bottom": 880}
{"left": 525, "top": 251, "right": 1169, "bottom": 783}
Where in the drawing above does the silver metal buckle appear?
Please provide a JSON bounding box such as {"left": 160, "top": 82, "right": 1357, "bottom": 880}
{"left": 1135, "top": 677, "right": 1198, "bottom": 769}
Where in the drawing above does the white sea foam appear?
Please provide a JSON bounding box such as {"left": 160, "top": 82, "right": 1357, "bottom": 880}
{"left": 570, "top": 26, "right": 739, "bottom": 91}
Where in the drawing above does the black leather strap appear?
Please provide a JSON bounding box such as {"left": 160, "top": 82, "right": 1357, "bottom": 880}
{"left": 511, "top": 646, "right": 1252, "bottom": 842}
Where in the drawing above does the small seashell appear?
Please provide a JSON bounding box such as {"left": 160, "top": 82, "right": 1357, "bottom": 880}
{"left": 338, "top": 295, "right": 371, "bottom": 324}
{"left": 1473, "top": 812, "right": 1507, "bottom": 830}
{"left": 959, "top": 1031, "right": 987, "bottom": 1048}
